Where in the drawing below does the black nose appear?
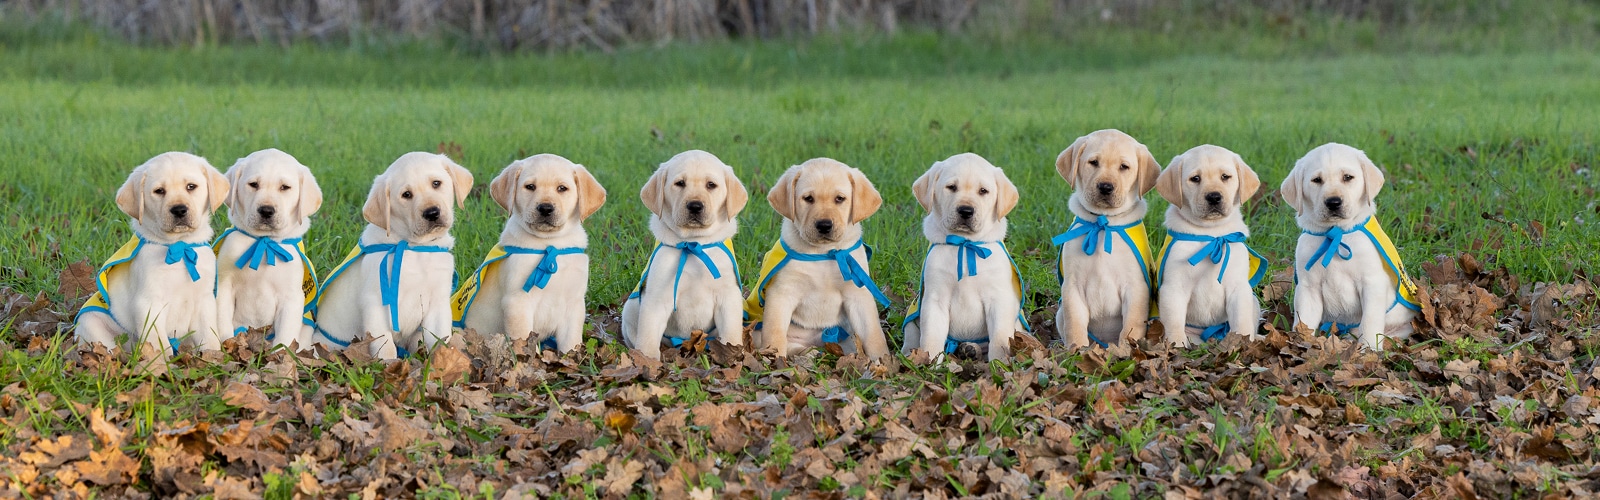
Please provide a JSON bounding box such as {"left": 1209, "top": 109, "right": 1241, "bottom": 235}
{"left": 536, "top": 203, "right": 555, "bottom": 216}
{"left": 1096, "top": 182, "right": 1115, "bottom": 195}
{"left": 422, "top": 207, "right": 441, "bottom": 221}
{"left": 686, "top": 201, "right": 704, "bottom": 214}
{"left": 1205, "top": 192, "right": 1223, "bottom": 204}
{"left": 257, "top": 206, "right": 275, "bottom": 218}
{"left": 956, "top": 205, "right": 976, "bottom": 219}
{"left": 814, "top": 220, "right": 834, "bottom": 233}
{"left": 169, "top": 205, "right": 188, "bottom": 218}
{"left": 1324, "top": 197, "right": 1343, "bottom": 210}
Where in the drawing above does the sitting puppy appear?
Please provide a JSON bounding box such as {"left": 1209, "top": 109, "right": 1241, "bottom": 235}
{"left": 621, "top": 150, "right": 749, "bottom": 360}
{"left": 1281, "top": 143, "right": 1419, "bottom": 350}
{"left": 76, "top": 152, "right": 230, "bottom": 362}
{"left": 312, "top": 152, "right": 474, "bottom": 359}
{"left": 214, "top": 149, "right": 323, "bottom": 350}
{"left": 452, "top": 154, "right": 606, "bottom": 354}
{"left": 901, "top": 153, "right": 1027, "bottom": 362}
{"left": 1052, "top": 129, "right": 1161, "bottom": 351}
{"left": 745, "top": 158, "right": 890, "bottom": 359}
{"left": 1154, "top": 145, "right": 1266, "bottom": 347}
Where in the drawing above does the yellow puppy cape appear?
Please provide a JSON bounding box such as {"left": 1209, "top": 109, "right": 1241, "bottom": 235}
{"left": 742, "top": 239, "right": 889, "bottom": 343}
{"left": 1154, "top": 231, "right": 1268, "bottom": 342}
{"left": 77, "top": 235, "right": 210, "bottom": 354}
{"left": 629, "top": 239, "right": 739, "bottom": 344}
{"left": 1297, "top": 216, "right": 1420, "bottom": 333}
{"left": 901, "top": 236, "right": 1030, "bottom": 354}
{"left": 1051, "top": 216, "right": 1158, "bottom": 347}
{"left": 212, "top": 227, "right": 318, "bottom": 338}
{"left": 449, "top": 244, "right": 584, "bottom": 350}
{"left": 308, "top": 241, "right": 455, "bottom": 356}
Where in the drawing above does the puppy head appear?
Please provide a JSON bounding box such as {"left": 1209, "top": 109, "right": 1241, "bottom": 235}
{"left": 224, "top": 148, "right": 322, "bottom": 236}
{"left": 1157, "top": 145, "right": 1259, "bottom": 221}
{"left": 1280, "top": 143, "right": 1385, "bottom": 225}
{"left": 117, "top": 152, "right": 228, "bottom": 239}
{"left": 639, "top": 150, "right": 748, "bottom": 237}
{"left": 363, "top": 152, "right": 474, "bottom": 240}
{"left": 912, "top": 153, "right": 1019, "bottom": 237}
{"left": 768, "top": 158, "right": 882, "bottom": 244}
{"left": 490, "top": 154, "right": 606, "bottom": 236}
{"left": 1055, "top": 129, "right": 1160, "bottom": 214}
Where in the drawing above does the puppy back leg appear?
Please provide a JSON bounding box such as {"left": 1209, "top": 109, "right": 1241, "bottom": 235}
{"left": 1158, "top": 283, "right": 1191, "bottom": 348}
{"left": 983, "top": 294, "right": 1018, "bottom": 362}
{"left": 843, "top": 289, "right": 888, "bottom": 360}
{"left": 759, "top": 293, "right": 800, "bottom": 357}
{"left": 714, "top": 281, "right": 744, "bottom": 347}
{"left": 901, "top": 320, "right": 922, "bottom": 356}
{"left": 1058, "top": 289, "right": 1092, "bottom": 348}
{"left": 74, "top": 311, "right": 125, "bottom": 350}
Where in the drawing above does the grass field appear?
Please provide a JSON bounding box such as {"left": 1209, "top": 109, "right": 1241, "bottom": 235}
{"left": 1, "top": 21, "right": 1600, "bottom": 498}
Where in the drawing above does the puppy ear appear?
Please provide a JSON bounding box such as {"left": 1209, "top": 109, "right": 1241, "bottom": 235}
{"left": 1279, "top": 163, "right": 1303, "bottom": 213}
{"left": 911, "top": 164, "right": 938, "bottom": 212}
{"left": 1136, "top": 144, "right": 1162, "bottom": 196}
{"left": 767, "top": 167, "right": 799, "bottom": 221}
{"left": 363, "top": 174, "right": 391, "bottom": 232}
{"left": 1156, "top": 153, "right": 1187, "bottom": 208}
{"left": 722, "top": 167, "right": 749, "bottom": 218}
{"left": 1357, "top": 151, "right": 1385, "bottom": 206}
{"left": 445, "top": 157, "right": 475, "bottom": 209}
{"left": 489, "top": 163, "right": 521, "bottom": 214}
{"left": 848, "top": 168, "right": 883, "bottom": 224}
{"left": 296, "top": 166, "right": 324, "bottom": 220}
{"left": 1234, "top": 153, "right": 1261, "bottom": 205}
{"left": 573, "top": 164, "right": 607, "bottom": 221}
{"left": 223, "top": 161, "right": 244, "bottom": 212}
{"left": 639, "top": 166, "right": 670, "bottom": 216}
{"left": 1055, "top": 136, "right": 1087, "bottom": 189}
{"left": 992, "top": 168, "right": 1020, "bottom": 219}
{"left": 204, "top": 163, "right": 230, "bottom": 213}
{"left": 116, "top": 167, "right": 145, "bottom": 221}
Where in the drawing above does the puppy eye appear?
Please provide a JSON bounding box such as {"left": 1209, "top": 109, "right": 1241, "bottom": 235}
{"left": 432, "top": 180, "right": 442, "bottom": 189}
{"left": 835, "top": 196, "right": 846, "bottom": 204}
{"left": 1119, "top": 164, "right": 1130, "bottom": 171}
{"left": 946, "top": 184, "right": 957, "bottom": 192}
{"left": 153, "top": 188, "right": 166, "bottom": 195}
{"left": 1220, "top": 174, "right": 1232, "bottom": 181}
{"left": 1189, "top": 175, "right": 1201, "bottom": 183}
{"left": 706, "top": 182, "right": 717, "bottom": 190}
{"left": 279, "top": 184, "right": 291, "bottom": 191}
{"left": 978, "top": 188, "right": 989, "bottom": 196}
{"left": 1088, "top": 160, "right": 1099, "bottom": 168}
{"left": 401, "top": 191, "right": 413, "bottom": 199}
{"left": 248, "top": 181, "right": 259, "bottom": 189}
{"left": 1311, "top": 177, "right": 1324, "bottom": 185}
{"left": 803, "top": 195, "right": 815, "bottom": 204}
{"left": 556, "top": 185, "right": 569, "bottom": 192}
{"left": 186, "top": 183, "right": 197, "bottom": 191}
{"left": 524, "top": 183, "right": 535, "bottom": 191}
{"left": 674, "top": 180, "right": 686, "bottom": 188}
{"left": 1342, "top": 174, "right": 1354, "bottom": 182}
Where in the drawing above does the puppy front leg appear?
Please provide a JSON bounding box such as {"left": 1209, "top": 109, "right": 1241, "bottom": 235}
{"left": 983, "top": 295, "right": 1018, "bottom": 362}
{"left": 421, "top": 300, "right": 452, "bottom": 353}
{"left": 1117, "top": 289, "right": 1150, "bottom": 352}
{"left": 502, "top": 293, "right": 535, "bottom": 343}
{"left": 1227, "top": 288, "right": 1263, "bottom": 341}
{"left": 554, "top": 298, "right": 586, "bottom": 354}
{"left": 916, "top": 297, "right": 951, "bottom": 363}
{"left": 1291, "top": 284, "right": 1324, "bottom": 334}
{"left": 1356, "top": 278, "right": 1389, "bottom": 351}
{"left": 191, "top": 297, "right": 223, "bottom": 351}
{"left": 215, "top": 274, "right": 237, "bottom": 342}
{"left": 843, "top": 289, "right": 888, "bottom": 360}
{"left": 714, "top": 281, "right": 745, "bottom": 347}
{"left": 361, "top": 297, "right": 400, "bottom": 359}
{"left": 272, "top": 298, "right": 303, "bottom": 350}
{"left": 759, "top": 294, "right": 800, "bottom": 357}
{"left": 631, "top": 295, "right": 673, "bottom": 360}
{"left": 1058, "top": 289, "right": 1092, "bottom": 349}
{"left": 1158, "top": 284, "right": 1191, "bottom": 348}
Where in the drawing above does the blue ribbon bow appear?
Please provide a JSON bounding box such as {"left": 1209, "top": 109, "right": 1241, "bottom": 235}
{"left": 234, "top": 230, "right": 300, "bottom": 270}
{"left": 781, "top": 240, "right": 891, "bottom": 307}
{"left": 943, "top": 235, "right": 993, "bottom": 280}
{"left": 362, "top": 240, "right": 452, "bottom": 332}
{"left": 502, "top": 245, "right": 585, "bottom": 292}
{"left": 668, "top": 241, "right": 724, "bottom": 308}
{"left": 1169, "top": 231, "right": 1248, "bottom": 282}
{"left": 1052, "top": 215, "right": 1134, "bottom": 256}
{"left": 162, "top": 241, "right": 204, "bottom": 282}
{"left": 1305, "top": 224, "right": 1355, "bottom": 270}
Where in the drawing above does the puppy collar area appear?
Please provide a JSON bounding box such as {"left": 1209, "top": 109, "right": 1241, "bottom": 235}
{"left": 450, "top": 244, "right": 586, "bottom": 330}
{"left": 1157, "top": 231, "right": 1267, "bottom": 287}
{"left": 1053, "top": 216, "right": 1156, "bottom": 291}
{"left": 940, "top": 235, "right": 994, "bottom": 281}
{"left": 1293, "top": 216, "right": 1421, "bottom": 313}
{"left": 627, "top": 239, "right": 740, "bottom": 311}
{"left": 901, "top": 239, "right": 1032, "bottom": 342}
{"left": 743, "top": 238, "right": 888, "bottom": 333}
{"left": 1302, "top": 220, "right": 1363, "bottom": 270}
{"left": 215, "top": 227, "right": 302, "bottom": 270}
{"left": 310, "top": 240, "right": 455, "bottom": 338}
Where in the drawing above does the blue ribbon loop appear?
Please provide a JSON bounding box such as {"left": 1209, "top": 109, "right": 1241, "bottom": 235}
{"left": 943, "top": 235, "right": 993, "bottom": 280}
{"left": 161, "top": 240, "right": 204, "bottom": 282}
{"left": 361, "top": 241, "right": 452, "bottom": 332}
{"left": 667, "top": 241, "right": 726, "bottom": 309}
{"left": 1305, "top": 223, "right": 1357, "bottom": 270}
{"left": 780, "top": 239, "right": 890, "bottom": 307}
{"left": 232, "top": 229, "right": 300, "bottom": 270}
{"left": 501, "top": 245, "right": 585, "bottom": 292}
{"left": 1191, "top": 323, "right": 1231, "bottom": 342}
{"left": 1168, "top": 231, "right": 1248, "bottom": 282}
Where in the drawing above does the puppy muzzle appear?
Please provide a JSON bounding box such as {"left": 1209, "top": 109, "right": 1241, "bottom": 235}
{"left": 680, "top": 201, "right": 708, "bottom": 228}
{"left": 1321, "top": 197, "right": 1346, "bottom": 220}
{"left": 810, "top": 219, "right": 838, "bottom": 242}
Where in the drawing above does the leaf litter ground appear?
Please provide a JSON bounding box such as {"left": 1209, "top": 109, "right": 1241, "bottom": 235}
{"left": 1, "top": 252, "right": 1598, "bottom": 498}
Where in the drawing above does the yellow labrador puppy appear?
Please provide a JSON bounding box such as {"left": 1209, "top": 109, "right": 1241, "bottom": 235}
{"left": 901, "top": 153, "right": 1027, "bottom": 362}
{"left": 215, "top": 149, "right": 323, "bottom": 350}
{"left": 1052, "top": 130, "right": 1161, "bottom": 351}
{"left": 75, "top": 152, "right": 230, "bottom": 361}
{"left": 313, "top": 152, "right": 474, "bottom": 359}
{"left": 452, "top": 154, "right": 606, "bottom": 354}
{"left": 744, "top": 158, "right": 889, "bottom": 359}
{"left": 1154, "top": 145, "right": 1265, "bottom": 347}
{"left": 1281, "top": 143, "right": 1419, "bottom": 350}
{"left": 621, "top": 150, "right": 749, "bottom": 360}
